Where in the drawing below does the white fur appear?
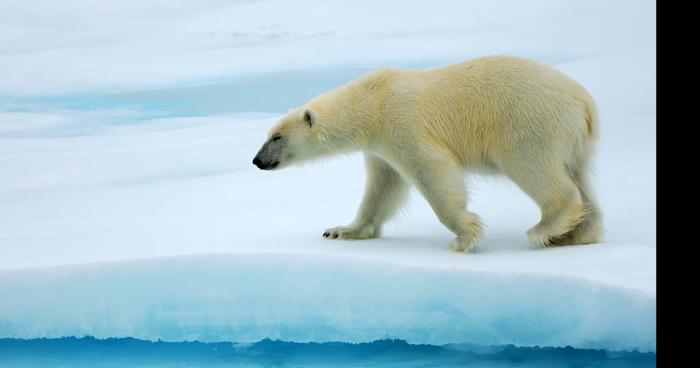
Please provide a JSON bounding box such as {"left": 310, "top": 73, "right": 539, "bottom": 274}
{"left": 263, "top": 56, "right": 603, "bottom": 252}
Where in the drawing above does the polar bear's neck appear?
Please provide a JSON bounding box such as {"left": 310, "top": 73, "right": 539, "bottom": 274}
{"left": 310, "top": 68, "right": 398, "bottom": 152}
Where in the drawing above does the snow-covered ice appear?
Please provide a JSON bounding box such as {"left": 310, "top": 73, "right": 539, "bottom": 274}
{"left": 0, "top": 0, "right": 655, "bottom": 353}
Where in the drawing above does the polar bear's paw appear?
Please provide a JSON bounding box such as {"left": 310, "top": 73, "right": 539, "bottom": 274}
{"left": 449, "top": 217, "right": 482, "bottom": 253}
{"left": 323, "top": 223, "right": 379, "bottom": 240}
{"left": 450, "top": 236, "right": 478, "bottom": 253}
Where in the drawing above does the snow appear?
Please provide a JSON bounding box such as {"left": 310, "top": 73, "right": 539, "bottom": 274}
{"left": 0, "top": 0, "right": 654, "bottom": 96}
{"left": 0, "top": 0, "right": 655, "bottom": 353}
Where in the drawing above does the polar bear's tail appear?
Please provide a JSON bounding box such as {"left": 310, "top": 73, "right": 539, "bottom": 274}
{"left": 583, "top": 91, "right": 599, "bottom": 139}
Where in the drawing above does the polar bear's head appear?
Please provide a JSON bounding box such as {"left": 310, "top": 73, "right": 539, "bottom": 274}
{"left": 252, "top": 106, "right": 325, "bottom": 170}
{"left": 253, "top": 85, "right": 372, "bottom": 171}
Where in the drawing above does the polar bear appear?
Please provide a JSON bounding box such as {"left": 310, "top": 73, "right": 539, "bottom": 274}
{"left": 252, "top": 56, "right": 602, "bottom": 252}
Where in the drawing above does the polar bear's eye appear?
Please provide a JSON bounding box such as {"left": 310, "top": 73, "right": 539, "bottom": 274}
{"left": 271, "top": 135, "right": 282, "bottom": 142}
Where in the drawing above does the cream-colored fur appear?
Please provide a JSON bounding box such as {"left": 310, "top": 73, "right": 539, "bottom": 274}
{"left": 255, "top": 56, "right": 603, "bottom": 252}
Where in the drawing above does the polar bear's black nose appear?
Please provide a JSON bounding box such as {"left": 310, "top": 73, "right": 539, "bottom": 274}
{"left": 253, "top": 157, "right": 263, "bottom": 168}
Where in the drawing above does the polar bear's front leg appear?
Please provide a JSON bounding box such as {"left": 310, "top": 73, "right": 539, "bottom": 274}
{"left": 324, "top": 154, "right": 408, "bottom": 240}
{"left": 410, "top": 151, "right": 483, "bottom": 253}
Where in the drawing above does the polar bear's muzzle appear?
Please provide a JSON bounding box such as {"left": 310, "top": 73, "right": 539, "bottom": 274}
{"left": 253, "top": 134, "right": 286, "bottom": 170}
{"left": 253, "top": 157, "right": 278, "bottom": 170}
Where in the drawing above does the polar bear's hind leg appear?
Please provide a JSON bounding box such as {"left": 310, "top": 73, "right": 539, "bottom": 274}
{"left": 500, "top": 158, "right": 587, "bottom": 247}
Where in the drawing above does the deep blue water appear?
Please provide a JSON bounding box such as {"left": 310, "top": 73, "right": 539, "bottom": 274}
{"left": 0, "top": 337, "right": 655, "bottom": 367}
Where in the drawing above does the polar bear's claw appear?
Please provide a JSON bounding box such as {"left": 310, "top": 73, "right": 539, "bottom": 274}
{"left": 323, "top": 224, "right": 379, "bottom": 240}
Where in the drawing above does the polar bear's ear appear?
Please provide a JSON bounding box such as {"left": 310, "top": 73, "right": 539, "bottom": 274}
{"left": 303, "top": 109, "right": 317, "bottom": 128}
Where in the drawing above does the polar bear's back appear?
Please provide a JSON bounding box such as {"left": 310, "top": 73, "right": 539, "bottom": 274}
{"left": 383, "top": 56, "right": 598, "bottom": 168}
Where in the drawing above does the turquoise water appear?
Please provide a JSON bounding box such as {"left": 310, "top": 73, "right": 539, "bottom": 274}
{"left": 1, "top": 63, "right": 440, "bottom": 118}
{"left": 0, "top": 337, "right": 655, "bottom": 367}
{"left": 1, "top": 67, "right": 397, "bottom": 116}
